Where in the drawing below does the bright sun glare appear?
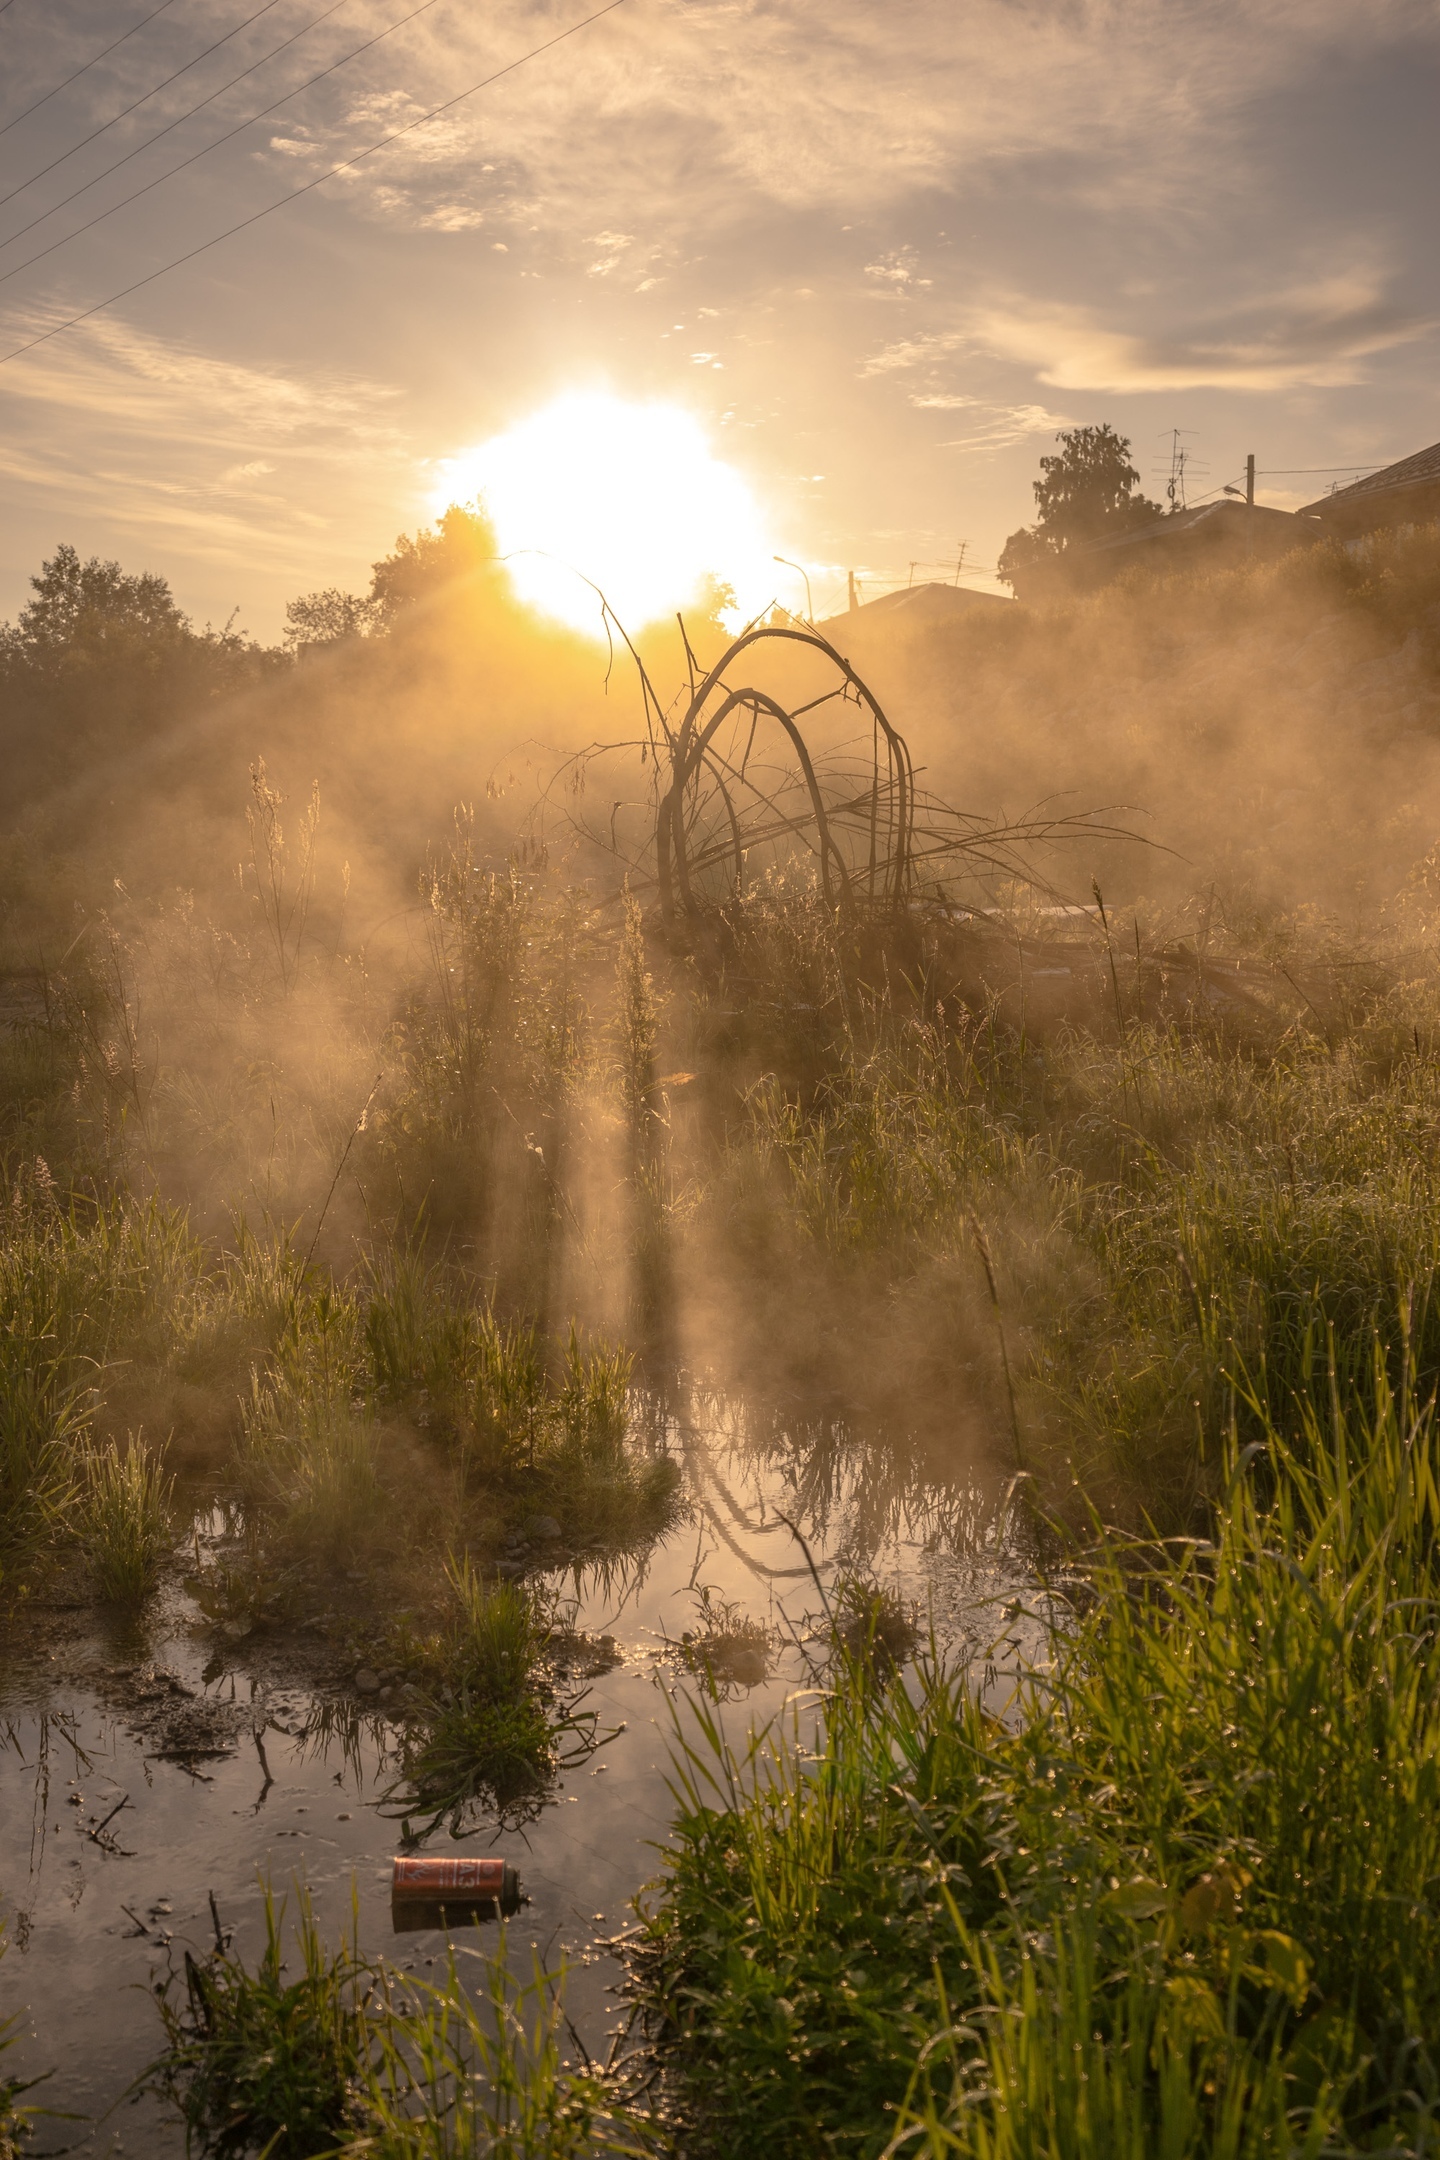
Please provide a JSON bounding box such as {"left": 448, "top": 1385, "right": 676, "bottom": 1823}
{"left": 430, "top": 392, "right": 782, "bottom": 637}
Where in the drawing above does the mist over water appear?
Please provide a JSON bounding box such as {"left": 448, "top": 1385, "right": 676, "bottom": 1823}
{"left": 5, "top": 507, "right": 1440, "bottom": 2152}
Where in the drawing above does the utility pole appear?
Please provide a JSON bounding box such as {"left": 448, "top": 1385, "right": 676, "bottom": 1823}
{"left": 953, "top": 540, "right": 967, "bottom": 586}
{"left": 848, "top": 570, "right": 858, "bottom": 613}
{"left": 1245, "top": 453, "right": 1255, "bottom": 507}
{"left": 907, "top": 561, "right": 917, "bottom": 588}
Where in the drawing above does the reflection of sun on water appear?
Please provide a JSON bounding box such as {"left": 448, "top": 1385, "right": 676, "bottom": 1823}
{"left": 430, "top": 392, "right": 783, "bottom": 637}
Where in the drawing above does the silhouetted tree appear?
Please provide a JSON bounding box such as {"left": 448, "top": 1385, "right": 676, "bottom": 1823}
{"left": 998, "top": 425, "right": 1162, "bottom": 597}
{"left": 283, "top": 587, "right": 379, "bottom": 652}
{"left": 0, "top": 545, "right": 279, "bottom": 809}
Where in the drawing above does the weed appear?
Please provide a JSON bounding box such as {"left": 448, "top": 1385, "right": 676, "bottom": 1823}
{"left": 147, "top": 1883, "right": 372, "bottom": 2158}
{"left": 357, "top": 1939, "right": 654, "bottom": 2158}
{"left": 830, "top": 1577, "right": 918, "bottom": 1677}
{"left": 385, "top": 1560, "right": 603, "bottom": 1836}
{"left": 0, "top": 1926, "right": 42, "bottom": 2159}
{"left": 672, "top": 1584, "right": 772, "bottom": 1692}
{"left": 76, "top": 1433, "right": 174, "bottom": 1603}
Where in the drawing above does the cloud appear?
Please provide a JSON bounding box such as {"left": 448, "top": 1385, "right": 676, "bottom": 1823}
{"left": 861, "top": 333, "right": 971, "bottom": 379}
{"left": 970, "top": 274, "right": 1434, "bottom": 391}
{"left": 935, "top": 402, "right": 1075, "bottom": 450}
{"left": 0, "top": 314, "right": 414, "bottom": 581}
{"left": 190, "top": 0, "right": 1433, "bottom": 241}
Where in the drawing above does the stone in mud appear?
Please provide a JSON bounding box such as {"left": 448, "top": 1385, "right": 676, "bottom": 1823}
{"left": 354, "top": 1668, "right": 382, "bottom": 1694}
{"left": 525, "top": 1515, "right": 562, "bottom": 1542}
{"left": 495, "top": 1560, "right": 524, "bottom": 1579}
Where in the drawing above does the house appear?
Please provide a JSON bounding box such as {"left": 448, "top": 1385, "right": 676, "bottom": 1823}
{"left": 1002, "top": 499, "right": 1316, "bottom": 603}
{"left": 1298, "top": 442, "right": 1440, "bottom": 537}
{"left": 1067, "top": 499, "right": 1316, "bottom": 588}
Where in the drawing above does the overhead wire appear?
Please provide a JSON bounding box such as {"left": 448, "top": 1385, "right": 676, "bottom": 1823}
{"left": 1, "top": 0, "right": 183, "bottom": 138}
{"left": 0, "top": 0, "right": 634, "bottom": 366}
{"left": 0, "top": 0, "right": 296, "bottom": 216}
{"left": 0, "top": 0, "right": 354, "bottom": 233}
{"left": 0, "top": 0, "right": 452, "bottom": 287}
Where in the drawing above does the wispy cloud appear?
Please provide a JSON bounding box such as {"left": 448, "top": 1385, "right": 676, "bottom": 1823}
{"left": 930, "top": 399, "right": 1075, "bottom": 450}
{"left": 0, "top": 315, "right": 413, "bottom": 588}
{"left": 970, "top": 274, "right": 1433, "bottom": 391}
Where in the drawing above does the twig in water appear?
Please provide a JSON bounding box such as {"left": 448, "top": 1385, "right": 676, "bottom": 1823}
{"left": 87, "top": 1792, "right": 129, "bottom": 1842}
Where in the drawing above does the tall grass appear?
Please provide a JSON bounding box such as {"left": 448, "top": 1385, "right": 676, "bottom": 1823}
{"left": 146, "top": 1888, "right": 649, "bottom": 2158}
{"left": 76, "top": 1434, "right": 174, "bottom": 1602}
{"left": 638, "top": 1371, "right": 1440, "bottom": 2157}
{"left": 148, "top": 1883, "right": 373, "bottom": 2157}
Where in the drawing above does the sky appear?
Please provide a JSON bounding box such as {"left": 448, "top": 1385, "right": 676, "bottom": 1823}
{"left": 1, "top": 0, "right": 1438, "bottom": 639}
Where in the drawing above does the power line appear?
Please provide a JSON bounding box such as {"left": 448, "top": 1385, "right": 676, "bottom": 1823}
{"left": 1, "top": 0, "right": 183, "bottom": 137}
{"left": 0, "top": 0, "right": 451, "bottom": 289}
{"left": 1257, "top": 464, "right": 1389, "bottom": 475}
{"left": 0, "top": 0, "right": 293, "bottom": 217}
{"left": 0, "top": 0, "right": 634, "bottom": 366}
{"left": 0, "top": 0, "right": 353, "bottom": 236}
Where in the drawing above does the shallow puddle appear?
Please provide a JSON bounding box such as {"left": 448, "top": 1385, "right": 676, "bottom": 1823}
{"left": 1, "top": 1397, "right": 1031, "bottom": 2153}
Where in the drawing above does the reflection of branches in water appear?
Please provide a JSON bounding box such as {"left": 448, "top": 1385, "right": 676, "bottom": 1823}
{"left": 289, "top": 1699, "right": 396, "bottom": 1792}
{"left": 678, "top": 1384, "right": 1020, "bottom": 1581}
{"left": 3, "top": 1713, "right": 94, "bottom": 1884}
{"left": 523, "top": 620, "right": 1141, "bottom": 921}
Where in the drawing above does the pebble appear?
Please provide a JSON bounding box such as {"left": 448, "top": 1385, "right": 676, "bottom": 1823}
{"left": 354, "top": 1668, "right": 381, "bottom": 1693}
{"left": 526, "top": 1515, "right": 562, "bottom": 1542}
{"left": 495, "top": 1561, "right": 524, "bottom": 1579}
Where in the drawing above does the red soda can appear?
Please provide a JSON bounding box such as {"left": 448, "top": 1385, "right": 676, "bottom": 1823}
{"left": 390, "top": 1854, "right": 521, "bottom": 1929}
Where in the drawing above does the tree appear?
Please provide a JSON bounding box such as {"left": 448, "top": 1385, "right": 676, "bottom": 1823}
{"left": 367, "top": 504, "right": 501, "bottom": 632}
{"left": 283, "top": 587, "right": 378, "bottom": 652}
{"left": 998, "top": 425, "right": 1162, "bottom": 596}
{"left": 3, "top": 543, "right": 191, "bottom": 679}
{"left": 0, "top": 545, "right": 278, "bottom": 809}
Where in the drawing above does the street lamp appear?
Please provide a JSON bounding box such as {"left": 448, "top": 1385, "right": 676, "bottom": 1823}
{"left": 772, "top": 555, "right": 814, "bottom": 623}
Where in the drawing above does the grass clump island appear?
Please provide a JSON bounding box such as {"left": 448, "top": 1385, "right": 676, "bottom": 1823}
{"left": 7, "top": 520, "right": 1440, "bottom": 2152}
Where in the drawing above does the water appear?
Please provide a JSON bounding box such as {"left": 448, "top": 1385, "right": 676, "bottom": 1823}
{"left": 0, "top": 1396, "right": 1029, "bottom": 2153}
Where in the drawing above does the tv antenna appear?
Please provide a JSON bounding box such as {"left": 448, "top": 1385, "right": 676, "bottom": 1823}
{"left": 1156, "top": 429, "right": 1205, "bottom": 514}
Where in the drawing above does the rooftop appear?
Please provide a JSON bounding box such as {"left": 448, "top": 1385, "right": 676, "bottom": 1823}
{"left": 1300, "top": 441, "right": 1440, "bottom": 517}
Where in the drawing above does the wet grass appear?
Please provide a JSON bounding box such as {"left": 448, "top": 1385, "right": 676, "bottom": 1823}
{"left": 382, "top": 1561, "right": 606, "bottom": 1837}
{"left": 637, "top": 1370, "right": 1440, "bottom": 2156}
{"left": 0, "top": 1925, "right": 40, "bottom": 2158}
{"left": 76, "top": 1433, "right": 174, "bottom": 1603}
{"left": 147, "top": 1885, "right": 373, "bottom": 2158}
{"left": 13, "top": 741, "right": 1440, "bottom": 2151}
{"left": 145, "top": 1887, "right": 651, "bottom": 2158}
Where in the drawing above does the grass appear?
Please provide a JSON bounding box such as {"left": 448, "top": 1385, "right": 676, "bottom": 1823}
{"left": 147, "top": 1884, "right": 374, "bottom": 2157}
{"left": 7, "top": 552, "right": 1440, "bottom": 2152}
{"left": 76, "top": 1432, "right": 174, "bottom": 1602}
{"left": 384, "top": 1558, "right": 604, "bottom": 1837}
{"left": 0, "top": 1925, "right": 40, "bottom": 2160}
{"left": 672, "top": 1584, "right": 773, "bottom": 1693}
{"left": 635, "top": 1366, "right": 1440, "bottom": 2158}
{"left": 145, "top": 1885, "right": 651, "bottom": 2158}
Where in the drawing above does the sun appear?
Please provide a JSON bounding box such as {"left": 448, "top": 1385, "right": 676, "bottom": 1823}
{"left": 430, "top": 392, "right": 782, "bottom": 636}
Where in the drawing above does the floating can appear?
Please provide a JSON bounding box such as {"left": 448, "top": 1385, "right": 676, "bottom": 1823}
{"left": 390, "top": 1854, "right": 521, "bottom": 1931}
